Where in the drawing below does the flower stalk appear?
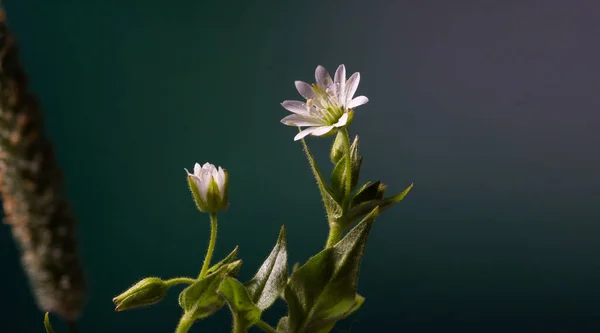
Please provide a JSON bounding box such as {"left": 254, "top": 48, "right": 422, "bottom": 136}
{"left": 199, "top": 212, "right": 218, "bottom": 278}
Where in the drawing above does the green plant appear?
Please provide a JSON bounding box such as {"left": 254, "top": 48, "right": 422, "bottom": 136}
{"left": 44, "top": 64, "right": 412, "bottom": 333}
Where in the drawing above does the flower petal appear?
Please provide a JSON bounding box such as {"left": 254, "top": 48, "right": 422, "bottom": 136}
{"left": 193, "top": 163, "right": 201, "bottom": 176}
{"left": 315, "top": 65, "right": 333, "bottom": 88}
{"left": 281, "top": 100, "right": 310, "bottom": 115}
{"left": 333, "top": 112, "right": 349, "bottom": 127}
{"left": 295, "top": 81, "right": 314, "bottom": 99}
{"left": 345, "top": 72, "right": 360, "bottom": 104}
{"left": 294, "top": 127, "right": 316, "bottom": 141}
{"left": 348, "top": 96, "right": 369, "bottom": 109}
{"left": 199, "top": 171, "right": 211, "bottom": 201}
{"left": 334, "top": 64, "right": 346, "bottom": 102}
{"left": 310, "top": 125, "right": 335, "bottom": 137}
{"left": 202, "top": 162, "right": 216, "bottom": 173}
{"left": 281, "top": 114, "right": 325, "bottom": 127}
{"left": 216, "top": 166, "right": 226, "bottom": 197}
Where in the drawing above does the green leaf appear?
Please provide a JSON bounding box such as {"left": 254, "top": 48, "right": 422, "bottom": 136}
{"left": 43, "top": 313, "right": 55, "bottom": 333}
{"left": 330, "top": 156, "right": 347, "bottom": 202}
{"left": 349, "top": 135, "right": 362, "bottom": 191}
{"left": 300, "top": 136, "right": 343, "bottom": 220}
{"left": 283, "top": 208, "right": 379, "bottom": 333}
{"left": 246, "top": 226, "right": 288, "bottom": 310}
{"left": 218, "top": 276, "right": 262, "bottom": 330}
{"left": 343, "top": 294, "right": 365, "bottom": 318}
{"left": 179, "top": 260, "right": 242, "bottom": 320}
{"left": 205, "top": 246, "right": 239, "bottom": 276}
{"left": 342, "top": 183, "right": 413, "bottom": 229}
{"left": 351, "top": 181, "right": 385, "bottom": 207}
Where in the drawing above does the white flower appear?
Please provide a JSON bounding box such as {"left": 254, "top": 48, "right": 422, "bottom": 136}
{"left": 185, "top": 162, "right": 229, "bottom": 213}
{"left": 280, "top": 64, "right": 369, "bottom": 141}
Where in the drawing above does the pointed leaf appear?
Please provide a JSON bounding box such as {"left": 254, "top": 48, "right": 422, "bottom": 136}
{"left": 246, "top": 226, "right": 288, "bottom": 310}
{"left": 300, "top": 136, "right": 343, "bottom": 220}
{"left": 218, "top": 276, "right": 262, "bottom": 330}
{"left": 342, "top": 183, "right": 413, "bottom": 229}
{"left": 349, "top": 135, "right": 362, "bottom": 191}
{"left": 351, "top": 181, "right": 384, "bottom": 207}
{"left": 330, "top": 156, "right": 347, "bottom": 202}
{"left": 205, "top": 246, "right": 239, "bottom": 276}
{"left": 343, "top": 294, "right": 365, "bottom": 318}
{"left": 179, "top": 260, "right": 242, "bottom": 319}
{"left": 283, "top": 208, "right": 379, "bottom": 332}
{"left": 43, "top": 313, "right": 55, "bottom": 333}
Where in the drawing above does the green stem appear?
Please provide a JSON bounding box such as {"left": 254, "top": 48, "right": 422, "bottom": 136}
{"left": 232, "top": 316, "right": 246, "bottom": 333}
{"left": 341, "top": 127, "right": 353, "bottom": 211}
{"left": 165, "top": 277, "right": 195, "bottom": 287}
{"left": 175, "top": 312, "right": 194, "bottom": 333}
{"left": 255, "top": 320, "right": 278, "bottom": 333}
{"left": 325, "top": 222, "right": 342, "bottom": 248}
{"left": 199, "top": 212, "right": 218, "bottom": 278}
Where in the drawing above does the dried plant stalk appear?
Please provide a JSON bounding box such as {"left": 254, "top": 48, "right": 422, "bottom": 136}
{"left": 0, "top": 7, "right": 85, "bottom": 321}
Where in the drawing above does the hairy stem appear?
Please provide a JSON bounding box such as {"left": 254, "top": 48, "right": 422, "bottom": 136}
{"left": 175, "top": 312, "right": 194, "bottom": 333}
{"left": 164, "top": 277, "right": 195, "bottom": 287}
{"left": 325, "top": 222, "right": 342, "bottom": 248}
{"left": 199, "top": 212, "right": 218, "bottom": 278}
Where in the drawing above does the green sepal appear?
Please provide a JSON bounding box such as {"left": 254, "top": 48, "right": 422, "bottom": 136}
{"left": 206, "top": 177, "right": 221, "bottom": 213}
{"left": 188, "top": 175, "right": 209, "bottom": 212}
{"left": 341, "top": 183, "right": 413, "bottom": 230}
{"left": 351, "top": 181, "right": 386, "bottom": 207}
{"left": 218, "top": 276, "right": 262, "bottom": 330}
{"left": 283, "top": 208, "right": 379, "bottom": 333}
{"left": 178, "top": 260, "right": 242, "bottom": 320}
{"left": 246, "top": 226, "right": 288, "bottom": 310}
{"left": 43, "top": 313, "right": 55, "bottom": 333}
{"left": 300, "top": 136, "right": 343, "bottom": 220}
{"left": 205, "top": 246, "right": 239, "bottom": 276}
{"left": 330, "top": 131, "right": 345, "bottom": 164}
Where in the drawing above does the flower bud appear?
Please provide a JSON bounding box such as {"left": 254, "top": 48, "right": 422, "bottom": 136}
{"left": 112, "top": 277, "right": 167, "bottom": 311}
{"left": 185, "top": 162, "right": 229, "bottom": 213}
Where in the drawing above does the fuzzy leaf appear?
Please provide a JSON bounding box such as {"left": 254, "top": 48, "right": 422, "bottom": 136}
{"left": 300, "top": 136, "right": 343, "bottom": 220}
{"left": 351, "top": 181, "right": 385, "bottom": 207}
{"left": 349, "top": 135, "right": 362, "bottom": 191}
{"left": 283, "top": 208, "right": 379, "bottom": 332}
{"left": 179, "top": 260, "right": 242, "bottom": 320}
{"left": 330, "top": 156, "right": 347, "bottom": 202}
{"left": 246, "top": 226, "right": 288, "bottom": 310}
{"left": 218, "top": 276, "right": 262, "bottom": 330}
{"left": 342, "top": 183, "right": 413, "bottom": 229}
{"left": 44, "top": 313, "right": 55, "bottom": 333}
{"left": 205, "top": 246, "right": 239, "bottom": 276}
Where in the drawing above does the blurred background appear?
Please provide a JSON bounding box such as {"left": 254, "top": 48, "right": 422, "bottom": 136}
{"left": 2, "top": 0, "right": 599, "bottom": 332}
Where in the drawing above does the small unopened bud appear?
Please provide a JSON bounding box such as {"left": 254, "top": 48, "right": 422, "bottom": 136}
{"left": 112, "top": 277, "right": 167, "bottom": 311}
{"left": 185, "top": 162, "right": 229, "bottom": 213}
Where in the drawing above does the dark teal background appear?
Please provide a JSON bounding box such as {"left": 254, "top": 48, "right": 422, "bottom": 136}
{"left": 2, "top": 0, "right": 600, "bottom": 332}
